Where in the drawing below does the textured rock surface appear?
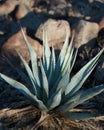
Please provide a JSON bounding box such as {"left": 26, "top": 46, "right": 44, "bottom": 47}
{"left": 15, "top": 4, "right": 30, "bottom": 19}
{"left": 0, "top": 28, "right": 43, "bottom": 61}
{"left": 35, "top": 19, "right": 70, "bottom": 48}
{"left": 0, "top": 0, "right": 19, "bottom": 16}
{"left": 99, "top": 17, "right": 104, "bottom": 30}
{"left": 0, "top": 0, "right": 35, "bottom": 19}
{"left": 73, "top": 20, "right": 99, "bottom": 48}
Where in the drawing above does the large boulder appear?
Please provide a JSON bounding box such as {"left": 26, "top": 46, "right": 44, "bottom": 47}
{"left": 0, "top": 0, "right": 19, "bottom": 16}
{"left": 73, "top": 20, "right": 99, "bottom": 48}
{"left": 99, "top": 17, "right": 104, "bottom": 30}
{"left": 15, "top": 4, "right": 30, "bottom": 19}
{"left": 35, "top": 19, "right": 71, "bottom": 49}
{"left": 15, "top": 0, "right": 36, "bottom": 19}
{"left": 0, "top": 28, "right": 43, "bottom": 62}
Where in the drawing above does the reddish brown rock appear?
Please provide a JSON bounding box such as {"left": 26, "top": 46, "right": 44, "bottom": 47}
{"left": 0, "top": 0, "right": 19, "bottom": 16}
{"left": 20, "top": 0, "right": 35, "bottom": 8}
{"left": 35, "top": 19, "right": 70, "bottom": 48}
{"left": 99, "top": 17, "right": 104, "bottom": 30}
{"left": 15, "top": 0, "right": 36, "bottom": 20}
{"left": 15, "top": 4, "right": 30, "bottom": 20}
{"left": 0, "top": 28, "right": 43, "bottom": 62}
{"left": 0, "top": 0, "right": 35, "bottom": 19}
{"left": 73, "top": 20, "right": 99, "bottom": 48}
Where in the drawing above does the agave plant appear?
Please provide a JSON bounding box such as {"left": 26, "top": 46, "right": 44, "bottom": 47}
{"left": 0, "top": 29, "right": 104, "bottom": 129}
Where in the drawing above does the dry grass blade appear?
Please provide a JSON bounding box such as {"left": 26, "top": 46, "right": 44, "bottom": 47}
{"left": 31, "top": 111, "right": 50, "bottom": 130}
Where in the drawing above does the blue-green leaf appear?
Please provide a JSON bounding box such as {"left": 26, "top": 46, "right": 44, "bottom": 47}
{"left": 57, "top": 32, "right": 70, "bottom": 65}
{"left": 40, "top": 59, "right": 49, "bottom": 102}
{"left": 64, "top": 111, "right": 98, "bottom": 120}
{"left": 4, "top": 56, "right": 30, "bottom": 85}
{"left": 74, "top": 84, "right": 104, "bottom": 107}
{"left": 65, "top": 48, "right": 104, "bottom": 96}
{"left": 70, "top": 48, "right": 78, "bottom": 72}
{"left": 48, "top": 46, "right": 56, "bottom": 85}
{"left": 56, "top": 73, "right": 69, "bottom": 93}
{"left": 51, "top": 46, "right": 56, "bottom": 70}
{"left": 61, "top": 34, "right": 74, "bottom": 72}
{"left": 47, "top": 89, "right": 62, "bottom": 110}
{"left": 21, "top": 28, "right": 40, "bottom": 86}
{"left": 61, "top": 48, "right": 74, "bottom": 76}
{"left": 60, "top": 84, "right": 104, "bottom": 112}
{"left": 54, "top": 32, "right": 70, "bottom": 81}
{"left": 58, "top": 92, "right": 82, "bottom": 112}
{"left": 50, "top": 49, "right": 74, "bottom": 94}
{"left": 43, "top": 31, "right": 51, "bottom": 77}
{"left": 0, "top": 73, "right": 47, "bottom": 111}
{"left": 17, "top": 52, "right": 40, "bottom": 96}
